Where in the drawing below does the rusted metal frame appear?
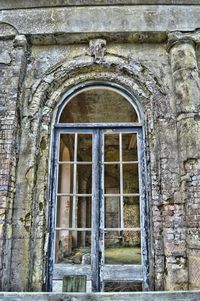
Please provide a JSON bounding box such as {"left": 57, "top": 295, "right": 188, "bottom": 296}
{"left": 92, "top": 129, "right": 101, "bottom": 292}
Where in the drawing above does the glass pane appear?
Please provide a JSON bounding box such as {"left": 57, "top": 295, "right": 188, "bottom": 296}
{"left": 56, "top": 196, "right": 91, "bottom": 229}
{"left": 55, "top": 230, "right": 91, "bottom": 264}
{"left": 123, "top": 164, "right": 139, "bottom": 194}
{"left": 57, "top": 164, "right": 74, "bottom": 193}
{"left": 104, "top": 281, "right": 142, "bottom": 292}
{"left": 77, "top": 197, "right": 91, "bottom": 228}
{"left": 105, "top": 196, "right": 120, "bottom": 228}
{"left": 104, "top": 134, "right": 119, "bottom": 162}
{"left": 104, "top": 164, "right": 120, "bottom": 193}
{"left": 105, "top": 230, "right": 141, "bottom": 264}
{"left": 124, "top": 197, "right": 140, "bottom": 228}
{"left": 77, "top": 164, "right": 92, "bottom": 194}
{"left": 122, "top": 133, "right": 138, "bottom": 161}
{"left": 77, "top": 134, "right": 92, "bottom": 162}
{"left": 59, "top": 134, "right": 74, "bottom": 161}
{"left": 56, "top": 196, "right": 73, "bottom": 228}
{"left": 59, "top": 89, "right": 139, "bottom": 123}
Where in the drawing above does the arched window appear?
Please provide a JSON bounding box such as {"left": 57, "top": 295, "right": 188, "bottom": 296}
{"left": 49, "top": 82, "right": 148, "bottom": 292}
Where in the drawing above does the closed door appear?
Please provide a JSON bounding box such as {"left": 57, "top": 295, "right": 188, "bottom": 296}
{"left": 51, "top": 126, "right": 147, "bottom": 292}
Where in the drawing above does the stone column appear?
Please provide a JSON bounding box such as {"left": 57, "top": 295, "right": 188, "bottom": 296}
{"left": 168, "top": 31, "right": 200, "bottom": 290}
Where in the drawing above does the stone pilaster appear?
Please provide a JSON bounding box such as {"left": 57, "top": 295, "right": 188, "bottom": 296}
{"left": 6, "top": 35, "right": 30, "bottom": 291}
{"left": 0, "top": 32, "right": 28, "bottom": 290}
{"left": 168, "top": 31, "right": 200, "bottom": 290}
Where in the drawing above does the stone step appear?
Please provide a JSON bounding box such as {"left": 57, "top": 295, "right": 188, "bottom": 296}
{"left": 0, "top": 291, "right": 200, "bottom": 301}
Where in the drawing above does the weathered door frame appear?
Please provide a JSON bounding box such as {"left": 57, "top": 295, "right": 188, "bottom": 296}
{"left": 48, "top": 124, "right": 149, "bottom": 292}
{"left": 47, "top": 81, "right": 149, "bottom": 292}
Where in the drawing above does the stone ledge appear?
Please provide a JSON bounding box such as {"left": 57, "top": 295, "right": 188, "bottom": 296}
{"left": 0, "top": 291, "right": 200, "bottom": 301}
{"left": 0, "top": 0, "right": 200, "bottom": 10}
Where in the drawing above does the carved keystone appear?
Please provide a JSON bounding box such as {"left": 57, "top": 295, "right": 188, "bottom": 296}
{"left": 13, "top": 34, "right": 28, "bottom": 49}
{"left": 88, "top": 39, "right": 107, "bottom": 63}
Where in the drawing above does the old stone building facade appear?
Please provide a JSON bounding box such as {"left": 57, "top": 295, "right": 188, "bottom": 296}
{"left": 0, "top": 0, "right": 200, "bottom": 298}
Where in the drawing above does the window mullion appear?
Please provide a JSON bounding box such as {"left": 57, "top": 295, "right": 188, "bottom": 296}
{"left": 72, "top": 133, "right": 78, "bottom": 228}
{"left": 91, "top": 130, "right": 101, "bottom": 292}
{"left": 119, "top": 133, "right": 124, "bottom": 229}
{"left": 99, "top": 129, "right": 104, "bottom": 292}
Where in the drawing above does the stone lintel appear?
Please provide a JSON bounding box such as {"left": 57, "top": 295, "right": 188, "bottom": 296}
{"left": 0, "top": 6, "right": 200, "bottom": 38}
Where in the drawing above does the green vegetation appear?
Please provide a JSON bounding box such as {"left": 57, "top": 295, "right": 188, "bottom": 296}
{"left": 67, "top": 246, "right": 141, "bottom": 265}
{"left": 105, "top": 247, "right": 141, "bottom": 264}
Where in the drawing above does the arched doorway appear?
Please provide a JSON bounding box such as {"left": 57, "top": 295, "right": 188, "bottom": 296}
{"left": 49, "top": 82, "right": 148, "bottom": 292}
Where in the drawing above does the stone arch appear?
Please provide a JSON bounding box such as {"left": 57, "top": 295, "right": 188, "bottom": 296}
{"left": 11, "top": 53, "right": 166, "bottom": 291}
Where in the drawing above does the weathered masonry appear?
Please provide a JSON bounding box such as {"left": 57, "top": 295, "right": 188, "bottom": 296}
{"left": 0, "top": 0, "right": 200, "bottom": 296}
